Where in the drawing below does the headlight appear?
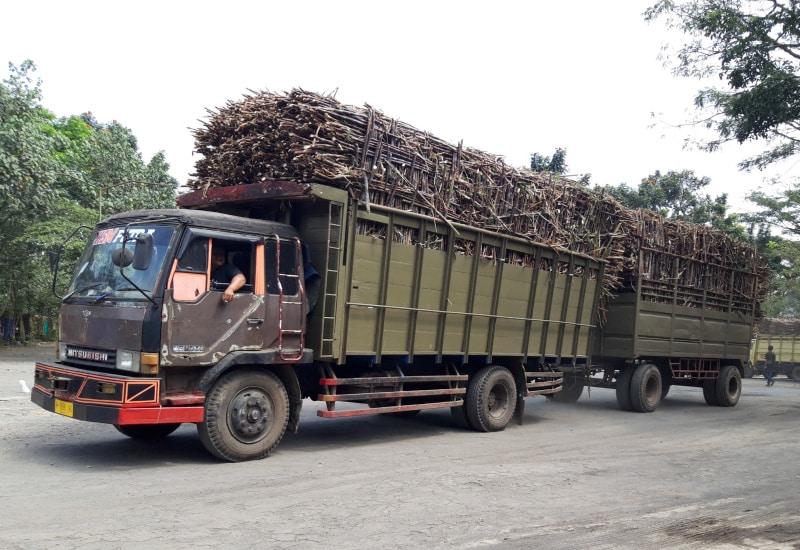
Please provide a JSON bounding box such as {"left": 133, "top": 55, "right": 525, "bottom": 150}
{"left": 116, "top": 350, "right": 140, "bottom": 372}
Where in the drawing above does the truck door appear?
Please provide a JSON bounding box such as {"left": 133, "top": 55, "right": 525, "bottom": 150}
{"left": 162, "top": 233, "right": 266, "bottom": 366}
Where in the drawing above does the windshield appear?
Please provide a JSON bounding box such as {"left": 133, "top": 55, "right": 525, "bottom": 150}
{"left": 66, "top": 225, "right": 176, "bottom": 301}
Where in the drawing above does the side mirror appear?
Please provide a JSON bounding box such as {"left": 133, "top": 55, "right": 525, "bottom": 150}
{"left": 111, "top": 247, "right": 134, "bottom": 267}
{"left": 132, "top": 233, "right": 154, "bottom": 270}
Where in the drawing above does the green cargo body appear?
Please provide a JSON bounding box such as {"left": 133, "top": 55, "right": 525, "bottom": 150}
{"left": 599, "top": 293, "right": 753, "bottom": 361}
{"left": 554, "top": 247, "right": 759, "bottom": 413}
{"left": 294, "top": 185, "right": 603, "bottom": 365}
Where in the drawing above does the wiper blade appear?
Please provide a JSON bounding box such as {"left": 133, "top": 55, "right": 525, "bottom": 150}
{"left": 93, "top": 287, "right": 140, "bottom": 303}
{"left": 63, "top": 282, "right": 104, "bottom": 301}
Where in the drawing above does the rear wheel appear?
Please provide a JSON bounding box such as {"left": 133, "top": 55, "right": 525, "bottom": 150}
{"left": 450, "top": 403, "right": 473, "bottom": 429}
{"left": 465, "top": 366, "right": 516, "bottom": 432}
{"left": 743, "top": 363, "right": 754, "bottom": 379}
{"left": 114, "top": 423, "right": 181, "bottom": 439}
{"left": 703, "top": 379, "right": 719, "bottom": 406}
{"left": 792, "top": 366, "right": 800, "bottom": 380}
{"left": 630, "top": 363, "right": 662, "bottom": 413}
{"left": 549, "top": 372, "right": 584, "bottom": 403}
{"left": 198, "top": 369, "right": 289, "bottom": 462}
{"left": 715, "top": 365, "right": 741, "bottom": 407}
{"left": 615, "top": 367, "right": 634, "bottom": 411}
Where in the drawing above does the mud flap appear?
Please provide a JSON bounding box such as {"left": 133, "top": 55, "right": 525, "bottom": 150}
{"left": 513, "top": 393, "right": 525, "bottom": 425}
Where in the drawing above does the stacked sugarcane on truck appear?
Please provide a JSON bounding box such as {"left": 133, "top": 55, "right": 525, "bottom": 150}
{"left": 31, "top": 90, "right": 767, "bottom": 461}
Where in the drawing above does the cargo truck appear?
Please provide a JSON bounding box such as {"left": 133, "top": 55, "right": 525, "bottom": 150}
{"left": 747, "top": 318, "right": 800, "bottom": 380}
{"left": 32, "top": 181, "right": 605, "bottom": 461}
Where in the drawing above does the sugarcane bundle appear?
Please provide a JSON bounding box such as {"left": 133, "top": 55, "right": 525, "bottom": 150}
{"left": 188, "top": 88, "right": 768, "bottom": 314}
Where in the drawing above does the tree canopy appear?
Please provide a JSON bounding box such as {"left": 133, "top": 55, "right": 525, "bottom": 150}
{"left": 599, "top": 169, "right": 739, "bottom": 231}
{"left": 645, "top": 0, "right": 800, "bottom": 171}
{"left": 0, "top": 60, "right": 178, "bottom": 341}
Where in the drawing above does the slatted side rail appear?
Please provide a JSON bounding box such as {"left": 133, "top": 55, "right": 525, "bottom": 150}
{"left": 526, "top": 370, "right": 563, "bottom": 396}
{"left": 317, "top": 373, "right": 468, "bottom": 418}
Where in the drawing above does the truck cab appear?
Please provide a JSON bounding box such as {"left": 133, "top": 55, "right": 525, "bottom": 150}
{"left": 32, "top": 209, "right": 308, "bottom": 453}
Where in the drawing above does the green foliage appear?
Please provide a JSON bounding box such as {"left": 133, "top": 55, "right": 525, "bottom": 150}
{"left": 746, "top": 179, "right": 800, "bottom": 236}
{"left": 759, "top": 237, "right": 800, "bottom": 318}
{"left": 0, "top": 61, "right": 64, "bottom": 230}
{"left": 601, "top": 169, "right": 738, "bottom": 231}
{"left": 530, "top": 147, "right": 568, "bottom": 174}
{"left": 646, "top": 0, "right": 800, "bottom": 171}
{"left": 0, "top": 60, "right": 178, "bottom": 338}
{"left": 744, "top": 178, "right": 800, "bottom": 318}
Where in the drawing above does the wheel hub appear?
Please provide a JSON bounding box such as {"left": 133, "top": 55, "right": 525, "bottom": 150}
{"left": 229, "top": 390, "right": 273, "bottom": 443}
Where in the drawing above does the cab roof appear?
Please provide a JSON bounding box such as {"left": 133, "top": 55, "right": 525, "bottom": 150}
{"left": 99, "top": 209, "right": 299, "bottom": 240}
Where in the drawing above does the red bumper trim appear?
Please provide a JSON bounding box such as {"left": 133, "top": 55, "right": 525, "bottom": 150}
{"left": 117, "top": 406, "right": 205, "bottom": 425}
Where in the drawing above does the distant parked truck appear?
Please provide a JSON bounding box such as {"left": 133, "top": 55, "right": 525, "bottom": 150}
{"left": 748, "top": 318, "right": 800, "bottom": 380}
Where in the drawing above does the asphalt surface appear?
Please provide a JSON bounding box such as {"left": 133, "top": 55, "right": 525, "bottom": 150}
{"left": 2, "top": 343, "right": 799, "bottom": 549}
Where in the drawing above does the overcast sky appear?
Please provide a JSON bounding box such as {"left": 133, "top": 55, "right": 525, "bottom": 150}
{"left": 3, "top": 1, "right": 793, "bottom": 212}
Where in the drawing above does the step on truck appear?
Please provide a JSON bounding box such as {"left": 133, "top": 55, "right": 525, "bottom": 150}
{"left": 32, "top": 181, "right": 605, "bottom": 461}
{"left": 552, "top": 243, "right": 759, "bottom": 411}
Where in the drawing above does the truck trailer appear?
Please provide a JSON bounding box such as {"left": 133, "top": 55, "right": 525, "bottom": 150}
{"left": 32, "top": 181, "right": 607, "bottom": 461}
{"left": 552, "top": 246, "right": 757, "bottom": 410}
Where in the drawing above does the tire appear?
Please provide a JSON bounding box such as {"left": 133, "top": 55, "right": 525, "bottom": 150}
{"left": 549, "top": 372, "right": 584, "bottom": 403}
{"left": 715, "top": 365, "right": 741, "bottom": 407}
{"left": 630, "top": 363, "right": 662, "bottom": 413}
{"left": 615, "top": 367, "right": 634, "bottom": 411}
{"left": 465, "top": 366, "right": 516, "bottom": 432}
{"left": 703, "top": 379, "right": 719, "bottom": 406}
{"left": 743, "top": 363, "right": 754, "bottom": 379}
{"left": 792, "top": 366, "right": 800, "bottom": 380}
{"left": 198, "top": 369, "right": 289, "bottom": 462}
{"left": 114, "top": 423, "right": 181, "bottom": 439}
{"left": 450, "top": 403, "right": 473, "bottom": 429}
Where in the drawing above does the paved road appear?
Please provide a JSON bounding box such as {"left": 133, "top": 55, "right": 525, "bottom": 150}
{"left": 2, "top": 344, "right": 799, "bottom": 549}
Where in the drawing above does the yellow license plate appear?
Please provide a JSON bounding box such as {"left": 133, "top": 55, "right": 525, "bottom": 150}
{"left": 54, "top": 399, "right": 74, "bottom": 418}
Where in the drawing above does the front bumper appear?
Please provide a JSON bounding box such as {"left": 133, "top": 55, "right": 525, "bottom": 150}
{"left": 32, "top": 362, "right": 204, "bottom": 425}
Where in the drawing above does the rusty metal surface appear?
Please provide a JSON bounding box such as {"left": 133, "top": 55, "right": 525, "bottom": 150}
{"left": 176, "top": 181, "right": 312, "bottom": 208}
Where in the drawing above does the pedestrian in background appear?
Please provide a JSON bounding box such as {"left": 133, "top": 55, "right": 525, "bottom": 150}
{"left": 764, "top": 345, "right": 776, "bottom": 387}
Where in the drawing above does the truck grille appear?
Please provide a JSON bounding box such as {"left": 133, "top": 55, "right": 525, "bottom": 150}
{"left": 64, "top": 345, "right": 116, "bottom": 370}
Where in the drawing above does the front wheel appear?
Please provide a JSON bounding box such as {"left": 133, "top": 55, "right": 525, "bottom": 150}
{"left": 465, "top": 366, "right": 517, "bottom": 432}
{"left": 114, "top": 423, "right": 181, "bottom": 439}
{"left": 198, "top": 369, "right": 289, "bottom": 462}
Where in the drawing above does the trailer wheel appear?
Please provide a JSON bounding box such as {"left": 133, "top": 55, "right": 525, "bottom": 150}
{"left": 715, "top": 365, "right": 741, "bottom": 407}
{"left": 198, "top": 369, "right": 289, "bottom": 462}
{"left": 549, "top": 372, "right": 584, "bottom": 403}
{"left": 630, "top": 363, "right": 662, "bottom": 413}
{"left": 792, "top": 366, "right": 800, "bottom": 380}
{"left": 703, "top": 379, "right": 719, "bottom": 406}
{"left": 615, "top": 367, "right": 634, "bottom": 411}
{"left": 114, "top": 423, "right": 181, "bottom": 440}
{"left": 465, "top": 366, "right": 516, "bottom": 432}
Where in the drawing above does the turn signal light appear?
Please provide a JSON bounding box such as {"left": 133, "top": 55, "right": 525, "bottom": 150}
{"left": 141, "top": 353, "right": 159, "bottom": 374}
